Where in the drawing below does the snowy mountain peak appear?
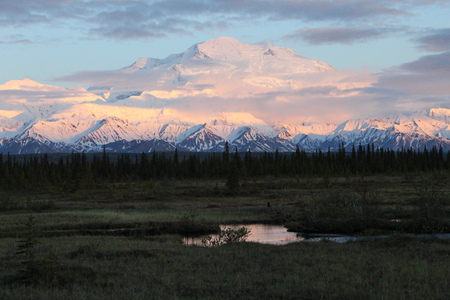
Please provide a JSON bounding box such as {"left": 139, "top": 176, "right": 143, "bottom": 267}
{"left": 193, "top": 37, "right": 335, "bottom": 72}
{"left": 122, "top": 37, "right": 335, "bottom": 76}
{"left": 196, "top": 37, "right": 247, "bottom": 60}
{"left": 200, "top": 36, "right": 241, "bottom": 48}
{"left": 126, "top": 57, "right": 149, "bottom": 72}
{"left": 429, "top": 108, "right": 450, "bottom": 123}
{"left": 0, "top": 78, "right": 47, "bottom": 90}
{"left": 0, "top": 39, "right": 449, "bottom": 154}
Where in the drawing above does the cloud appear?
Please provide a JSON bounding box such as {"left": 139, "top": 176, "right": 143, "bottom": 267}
{"left": 0, "top": 38, "right": 32, "bottom": 45}
{"left": 9, "top": 51, "right": 450, "bottom": 125}
{"left": 0, "top": 1, "right": 48, "bottom": 26}
{"left": 400, "top": 51, "right": 450, "bottom": 74}
{"left": 3, "top": 1, "right": 448, "bottom": 124}
{"left": 164, "top": 86, "right": 399, "bottom": 125}
{"left": 1, "top": 0, "right": 447, "bottom": 41}
{"left": 151, "top": 0, "right": 405, "bottom": 21}
{"left": 284, "top": 27, "right": 395, "bottom": 45}
{"left": 56, "top": 70, "right": 165, "bottom": 89}
{"left": 0, "top": 79, "right": 101, "bottom": 111}
{"left": 365, "top": 50, "right": 450, "bottom": 113}
{"left": 375, "top": 49, "right": 450, "bottom": 94}
{"left": 84, "top": 0, "right": 407, "bottom": 41}
{"left": 86, "top": 2, "right": 187, "bottom": 40}
{"left": 55, "top": 61, "right": 384, "bottom": 124}
{"left": 0, "top": 0, "right": 87, "bottom": 27}
{"left": 416, "top": 28, "right": 450, "bottom": 52}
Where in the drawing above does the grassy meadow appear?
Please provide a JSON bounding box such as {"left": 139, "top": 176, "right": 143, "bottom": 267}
{"left": 1, "top": 174, "right": 449, "bottom": 299}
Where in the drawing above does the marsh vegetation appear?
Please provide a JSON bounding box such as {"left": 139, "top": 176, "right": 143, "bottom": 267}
{"left": 1, "top": 149, "right": 449, "bottom": 299}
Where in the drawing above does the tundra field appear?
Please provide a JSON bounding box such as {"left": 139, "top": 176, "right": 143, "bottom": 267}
{"left": 1, "top": 174, "right": 449, "bottom": 299}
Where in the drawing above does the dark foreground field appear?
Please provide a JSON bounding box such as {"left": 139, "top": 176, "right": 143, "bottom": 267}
{"left": 1, "top": 175, "right": 449, "bottom": 299}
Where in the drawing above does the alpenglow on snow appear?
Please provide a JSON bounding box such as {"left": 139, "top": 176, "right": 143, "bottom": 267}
{"left": 0, "top": 37, "right": 449, "bottom": 154}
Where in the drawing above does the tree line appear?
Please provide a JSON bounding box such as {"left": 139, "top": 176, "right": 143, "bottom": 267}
{"left": 0, "top": 143, "right": 449, "bottom": 190}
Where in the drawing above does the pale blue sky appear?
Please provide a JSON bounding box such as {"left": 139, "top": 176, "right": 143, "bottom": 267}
{"left": 1, "top": 0, "right": 449, "bottom": 87}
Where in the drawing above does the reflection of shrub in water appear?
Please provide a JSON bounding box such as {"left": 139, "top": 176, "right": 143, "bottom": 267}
{"left": 201, "top": 227, "right": 251, "bottom": 247}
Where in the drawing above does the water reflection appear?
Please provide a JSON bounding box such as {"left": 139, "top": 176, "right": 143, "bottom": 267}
{"left": 183, "top": 224, "right": 305, "bottom": 246}
{"left": 183, "top": 224, "right": 450, "bottom": 246}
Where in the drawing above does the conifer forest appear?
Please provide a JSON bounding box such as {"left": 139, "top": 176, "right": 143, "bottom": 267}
{"left": 1, "top": 143, "right": 449, "bottom": 190}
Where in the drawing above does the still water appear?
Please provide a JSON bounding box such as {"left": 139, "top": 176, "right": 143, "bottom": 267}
{"left": 183, "top": 224, "right": 302, "bottom": 246}
{"left": 183, "top": 224, "right": 450, "bottom": 246}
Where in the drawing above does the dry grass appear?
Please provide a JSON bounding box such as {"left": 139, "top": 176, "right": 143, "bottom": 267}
{"left": 1, "top": 234, "right": 449, "bottom": 299}
{"left": 0, "top": 174, "right": 449, "bottom": 299}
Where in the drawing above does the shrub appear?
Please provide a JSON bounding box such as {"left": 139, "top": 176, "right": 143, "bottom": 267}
{"left": 14, "top": 215, "right": 60, "bottom": 284}
{"left": 352, "top": 178, "right": 383, "bottom": 220}
{"left": 201, "top": 227, "right": 251, "bottom": 247}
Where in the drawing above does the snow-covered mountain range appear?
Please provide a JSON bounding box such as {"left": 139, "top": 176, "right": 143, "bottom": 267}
{"left": 0, "top": 37, "right": 449, "bottom": 154}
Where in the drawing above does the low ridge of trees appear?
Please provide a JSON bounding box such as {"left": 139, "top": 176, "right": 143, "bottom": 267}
{"left": 0, "top": 144, "right": 448, "bottom": 191}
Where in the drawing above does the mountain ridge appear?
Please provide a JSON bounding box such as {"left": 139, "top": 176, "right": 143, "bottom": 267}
{"left": 1, "top": 103, "right": 449, "bottom": 154}
{"left": 0, "top": 37, "right": 449, "bottom": 154}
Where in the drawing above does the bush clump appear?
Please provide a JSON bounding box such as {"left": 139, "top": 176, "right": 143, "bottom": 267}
{"left": 201, "top": 227, "right": 251, "bottom": 247}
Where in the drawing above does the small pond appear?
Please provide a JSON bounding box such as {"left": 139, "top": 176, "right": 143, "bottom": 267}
{"left": 183, "top": 224, "right": 450, "bottom": 246}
